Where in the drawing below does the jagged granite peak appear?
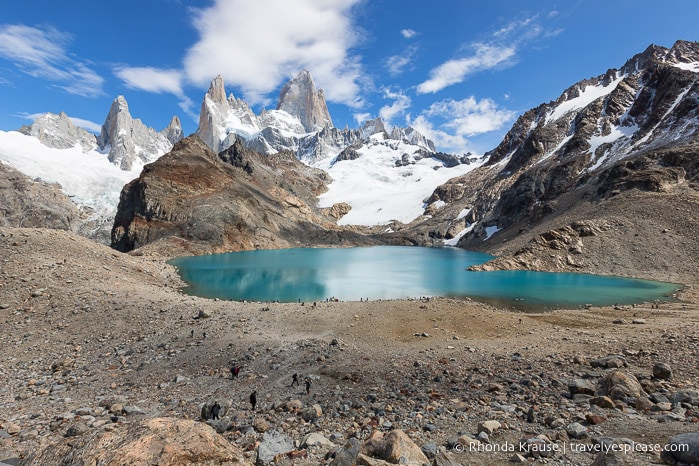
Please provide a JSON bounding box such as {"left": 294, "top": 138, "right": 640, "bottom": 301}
{"left": 98, "top": 95, "right": 173, "bottom": 171}
{"left": 276, "top": 69, "right": 333, "bottom": 132}
{"left": 161, "top": 115, "right": 183, "bottom": 145}
{"left": 19, "top": 111, "right": 97, "bottom": 152}
{"left": 208, "top": 74, "right": 227, "bottom": 105}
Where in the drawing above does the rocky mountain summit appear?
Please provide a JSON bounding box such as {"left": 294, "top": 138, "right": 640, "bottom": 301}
{"left": 405, "top": 40, "right": 699, "bottom": 277}
{"left": 97, "top": 96, "right": 179, "bottom": 170}
{"left": 194, "top": 71, "right": 440, "bottom": 166}
{"left": 277, "top": 69, "right": 333, "bottom": 132}
{"left": 18, "top": 112, "right": 97, "bottom": 153}
{"left": 18, "top": 96, "right": 181, "bottom": 172}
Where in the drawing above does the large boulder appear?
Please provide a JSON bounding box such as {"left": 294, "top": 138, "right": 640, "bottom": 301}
{"left": 22, "top": 417, "right": 250, "bottom": 465}
{"left": 330, "top": 437, "right": 362, "bottom": 466}
{"left": 256, "top": 430, "right": 295, "bottom": 465}
{"left": 361, "top": 429, "right": 429, "bottom": 464}
{"left": 661, "top": 432, "right": 699, "bottom": 465}
{"left": 596, "top": 371, "right": 647, "bottom": 401}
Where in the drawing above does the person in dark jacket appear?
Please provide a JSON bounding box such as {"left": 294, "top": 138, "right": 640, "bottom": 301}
{"left": 250, "top": 390, "right": 257, "bottom": 411}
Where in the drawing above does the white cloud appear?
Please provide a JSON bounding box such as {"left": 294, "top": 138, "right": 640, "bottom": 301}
{"left": 183, "top": 0, "right": 364, "bottom": 107}
{"left": 378, "top": 88, "right": 411, "bottom": 126}
{"left": 416, "top": 43, "right": 515, "bottom": 94}
{"left": 0, "top": 24, "right": 103, "bottom": 97}
{"left": 68, "top": 116, "right": 103, "bottom": 133}
{"left": 401, "top": 29, "right": 417, "bottom": 39}
{"left": 425, "top": 97, "right": 515, "bottom": 136}
{"left": 115, "top": 67, "right": 184, "bottom": 95}
{"left": 386, "top": 45, "right": 417, "bottom": 76}
{"left": 410, "top": 96, "right": 515, "bottom": 153}
{"left": 353, "top": 112, "right": 372, "bottom": 125}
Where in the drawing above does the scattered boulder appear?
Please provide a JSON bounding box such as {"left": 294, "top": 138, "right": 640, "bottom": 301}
{"left": 591, "top": 355, "right": 627, "bottom": 369}
{"left": 671, "top": 389, "right": 699, "bottom": 405}
{"left": 566, "top": 422, "right": 588, "bottom": 439}
{"left": 570, "top": 378, "right": 596, "bottom": 396}
{"left": 597, "top": 371, "right": 646, "bottom": 401}
{"left": 330, "top": 437, "right": 361, "bottom": 466}
{"left": 653, "top": 362, "right": 673, "bottom": 380}
{"left": 590, "top": 396, "right": 616, "bottom": 409}
{"left": 256, "top": 430, "right": 294, "bottom": 465}
{"left": 477, "top": 420, "right": 502, "bottom": 435}
{"left": 301, "top": 404, "right": 323, "bottom": 421}
{"left": 661, "top": 432, "right": 699, "bottom": 465}
{"left": 361, "top": 429, "right": 429, "bottom": 465}
{"left": 65, "top": 423, "right": 90, "bottom": 438}
{"left": 302, "top": 432, "right": 334, "bottom": 449}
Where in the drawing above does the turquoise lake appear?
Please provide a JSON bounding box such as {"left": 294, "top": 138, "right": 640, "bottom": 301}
{"left": 169, "top": 246, "right": 679, "bottom": 309}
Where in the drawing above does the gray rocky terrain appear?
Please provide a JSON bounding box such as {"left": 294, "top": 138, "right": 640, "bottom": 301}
{"left": 0, "top": 227, "right": 698, "bottom": 465}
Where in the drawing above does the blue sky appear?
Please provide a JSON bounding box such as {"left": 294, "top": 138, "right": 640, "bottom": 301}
{"left": 1, "top": 0, "right": 698, "bottom": 154}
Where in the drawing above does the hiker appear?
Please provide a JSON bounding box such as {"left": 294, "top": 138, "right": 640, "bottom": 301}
{"left": 291, "top": 373, "right": 299, "bottom": 387}
{"left": 305, "top": 378, "right": 311, "bottom": 395}
{"left": 231, "top": 365, "right": 240, "bottom": 379}
{"left": 212, "top": 402, "right": 221, "bottom": 420}
{"left": 250, "top": 390, "right": 257, "bottom": 411}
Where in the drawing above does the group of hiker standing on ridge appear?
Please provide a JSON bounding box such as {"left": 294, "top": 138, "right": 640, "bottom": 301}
{"left": 230, "top": 364, "right": 313, "bottom": 412}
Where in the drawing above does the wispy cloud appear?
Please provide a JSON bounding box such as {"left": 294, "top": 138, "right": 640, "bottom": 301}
{"left": 378, "top": 88, "right": 411, "bottom": 126}
{"left": 386, "top": 45, "right": 418, "bottom": 76}
{"left": 183, "top": 0, "right": 364, "bottom": 107}
{"left": 401, "top": 29, "right": 417, "bottom": 39}
{"left": 115, "top": 66, "right": 196, "bottom": 119}
{"left": 416, "top": 12, "right": 561, "bottom": 95}
{"left": 416, "top": 44, "right": 515, "bottom": 94}
{"left": 0, "top": 24, "right": 103, "bottom": 97}
{"left": 410, "top": 96, "right": 515, "bottom": 153}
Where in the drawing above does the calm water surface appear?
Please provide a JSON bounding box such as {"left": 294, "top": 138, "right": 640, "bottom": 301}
{"left": 169, "top": 246, "right": 678, "bottom": 309}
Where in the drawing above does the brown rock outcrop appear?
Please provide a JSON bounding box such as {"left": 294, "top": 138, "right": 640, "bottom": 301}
{"left": 111, "top": 136, "right": 378, "bottom": 255}
{"left": 23, "top": 417, "right": 251, "bottom": 465}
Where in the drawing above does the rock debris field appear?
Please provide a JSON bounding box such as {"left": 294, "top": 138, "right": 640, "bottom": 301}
{"left": 1, "top": 227, "right": 698, "bottom": 465}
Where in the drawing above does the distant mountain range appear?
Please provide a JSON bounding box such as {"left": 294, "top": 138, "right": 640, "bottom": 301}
{"left": 0, "top": 68, "right": 476, "bottom": 239}
{"left": 1, "top": 40, "right": 698, "bottom": 260}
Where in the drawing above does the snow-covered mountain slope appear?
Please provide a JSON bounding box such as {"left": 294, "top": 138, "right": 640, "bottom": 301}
{"left": 0, "top": 96, "right": 181, "bottom": 241}
{"left": 0, "top": 130, "right": 139, "bottom": 216}
{"left": 317, "top": 133, "right": 482, "bottom": 226}
{"left": 411, "top": 40, "right": 699, "bottom": 248}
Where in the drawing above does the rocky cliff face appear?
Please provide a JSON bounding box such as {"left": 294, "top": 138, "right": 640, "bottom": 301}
{"left": 276, "top": 69, "right": 333, "bottom": 132}
{"left": 111, "top": 136, "right": 378, "bottom": 255}
{"left": 399, "top": 41, "right": 699, "bottom": 278}
{"left": 97, "top": 96, "right": 174, "bottom": 170}
{"left": 0, "top": 161, "right": 84, "bottom": 231}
